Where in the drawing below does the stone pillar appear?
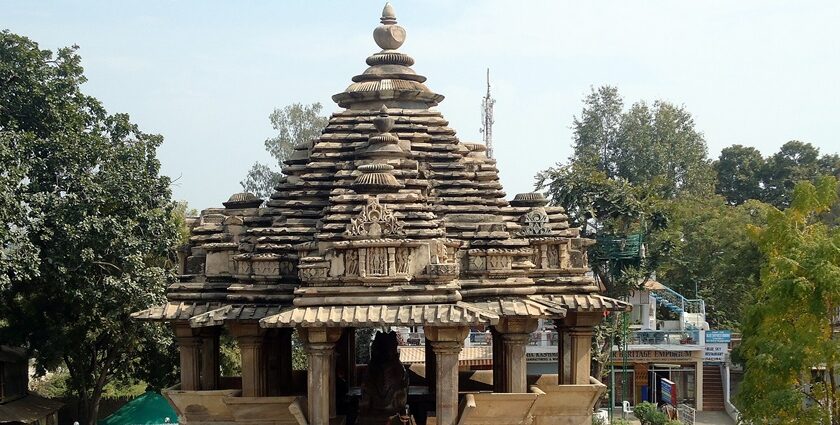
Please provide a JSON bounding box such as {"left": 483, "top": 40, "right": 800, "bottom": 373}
{"left": 554, "top": 320, "right": 570, "bottom": 385}
{"left": 230, "top": 323, "right": 266, "bottom": 397}
{"left": 560, "top": 312, "right": 603, "bottom": 385}
{"left": 502, "top": 333, "right": 531, "bottom": 393}
{"left": 490, "top": 327, "right": 506, "bottom": 393}
{"left": 300, "top": 327, "right": 342, "bottom": 425}
{"left": 426, "top": 326, "right": 468, "bottom": 425}
{"left": 173, "top": 324, "right": 202, "bottom": 391}
{"left": 496, "top": 318, "right": 538, "bottom": 393}
{"left": 200, "top": 327, "right": 221, "bottom": 390}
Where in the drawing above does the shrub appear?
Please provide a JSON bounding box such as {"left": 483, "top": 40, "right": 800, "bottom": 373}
{"left": 633, "top": 402, "right": 678, "bottom": 425}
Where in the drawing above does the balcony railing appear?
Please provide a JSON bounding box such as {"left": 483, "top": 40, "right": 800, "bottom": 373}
{"left": 628, "top": 330, "right": 701, "bottom": 346}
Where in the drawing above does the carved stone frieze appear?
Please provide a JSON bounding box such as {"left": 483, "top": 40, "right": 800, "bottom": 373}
{"left": 518, "top": 207, "right": 551, "bottom": 236}
{"left": 345, "top": 198, "right": 405, "bottom": 239}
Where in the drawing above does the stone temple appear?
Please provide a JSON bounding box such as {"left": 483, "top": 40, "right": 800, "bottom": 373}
{"left": 133, "top": 4, "right": 629, "bottom": 425}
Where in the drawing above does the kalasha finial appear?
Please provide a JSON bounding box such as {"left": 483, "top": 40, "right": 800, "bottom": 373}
{"left": 373, "top": 2, "right": 406, "bottom": 50}
{"left": 381, "top": 2, "right": 397, "bottom": 24}
{"left": 373, "top": 105, "right": 395, "bottom": 133}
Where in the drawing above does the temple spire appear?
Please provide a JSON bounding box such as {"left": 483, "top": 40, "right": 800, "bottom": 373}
{"left": 332, "top": 3, "right": 443, "bottom": 110}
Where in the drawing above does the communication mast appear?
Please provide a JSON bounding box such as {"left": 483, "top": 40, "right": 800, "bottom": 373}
{"left": 480, "top": 68, "right": 496, "bottom": 158}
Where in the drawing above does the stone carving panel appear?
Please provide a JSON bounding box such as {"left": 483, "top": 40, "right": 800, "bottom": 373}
{"left": 519, "top": 207, "right": 551, "bottom": 236}
{"left": 366, "top": 247, "right": 388, "bottom": 276}
{"left": 346, "top": 198, "right": 405, "bottom": 239}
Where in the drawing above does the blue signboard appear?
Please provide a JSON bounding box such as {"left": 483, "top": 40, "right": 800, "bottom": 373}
{"left": 705, "top": 330, "right": 732, "bottom": 344}
{"left": 660, "top": 378, "right": 677, "bottom": 406}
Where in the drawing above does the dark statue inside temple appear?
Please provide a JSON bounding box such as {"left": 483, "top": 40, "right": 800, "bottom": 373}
{"left": 359, "top": 331, "right": 411, "bottom": 425}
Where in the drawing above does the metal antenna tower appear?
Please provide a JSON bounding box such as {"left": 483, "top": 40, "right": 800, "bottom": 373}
{"left": 480, "top": 68, "right": 496, "bottom": 158}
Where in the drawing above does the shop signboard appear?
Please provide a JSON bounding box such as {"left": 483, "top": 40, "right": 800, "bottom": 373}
{"left": 660, "top": 378, "right": 677, "bottom": 406}
{"left": 704, "top": 343, "right": 728, "bottom": 363}
{"left": 705, "top": 330, "right": 731, "bottom": 344}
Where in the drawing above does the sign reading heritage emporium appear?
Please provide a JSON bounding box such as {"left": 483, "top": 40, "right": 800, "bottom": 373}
{"left": 623, "top": 349, "right": 702, "bottom": 363}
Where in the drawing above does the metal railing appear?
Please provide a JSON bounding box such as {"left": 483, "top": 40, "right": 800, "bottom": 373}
{"left": 677, "top": 404, "right": 696, "bottom": 425}
{"left": 628, "top": 330, "right": 701, "bottom": 346}
{"left": 399, "top": 329, "right": 706, "bottom": 348}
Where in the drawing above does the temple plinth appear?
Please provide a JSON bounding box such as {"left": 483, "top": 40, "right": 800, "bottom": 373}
{"left": 133, "top": 3, "right": 629, "bottom": 424}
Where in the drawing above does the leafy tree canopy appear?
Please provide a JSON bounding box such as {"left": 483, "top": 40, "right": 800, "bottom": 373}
{"left": 240, "top": 103, "right": 328, "bottom": 198}
{"left": 715, "top": 140, "right": 840, "bottom": 208}
{"left": 537, "top": 86, "right": 712, "bottom": 296}
{"left": 652, "top": 196, "right": 768, "bottom": 328}
{"left": 0, "top": 30, "right": 178, "bottom": 425}
{"left": 734, "top": 176, "right": 840, "bottom": 423}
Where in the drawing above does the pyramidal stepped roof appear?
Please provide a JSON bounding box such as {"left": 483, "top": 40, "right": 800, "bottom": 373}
{"left": 134, "top": 3, "right": 628, "bottom": 327}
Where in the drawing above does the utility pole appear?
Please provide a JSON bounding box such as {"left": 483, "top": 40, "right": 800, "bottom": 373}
{"left": 480, "top": 68, "right": 496, "bottom": 159}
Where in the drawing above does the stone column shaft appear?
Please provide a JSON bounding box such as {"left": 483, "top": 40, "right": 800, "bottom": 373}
{"left": 432, "top": 341, "right": 461, "bottom": 425}
{"left": 200, "top": 328, "right": 220, "bottom": 390}
{"left": 238, "top": 335, "right": 266, "bottom": 397}
{"left": 425, "top": 326, "right": 467, "bottom": 425}
{"left": 569, "top": 326, "right": 594, "bottom": 385}
{"left": 306, "top": 342, "right": 335, "bottom": 424}
{"left": 502, "top": 333, "right": 530, "bottom": 393}
{"left": 300, "top": 327, "right": 341, "bottom": 425}
{"left": 177, "top": 336, "right": 202, "bottom": 391}
{"left": 173, "top": 324, "right": 202, "bottom": 391}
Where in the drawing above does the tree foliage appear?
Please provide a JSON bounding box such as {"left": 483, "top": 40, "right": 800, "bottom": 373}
{"left": 537, "top": 86, "right": 711, "bottom": 296}
{"left": 734, "top": 176, "right": 840, "bottom": 424}
{"left": 714, "top": 140, "right": 840, "bottom": 208}
{"left": 714, "top": 144, "right": 765, "bottom": 205}
{"left": 652, "top": 196, "right": 768, "bottom": 328}
{"left": 241, "top": 103, "right": 328, "bottom": 198}
{"left": 0, "top": 31, "right": 178, "bottom": 425}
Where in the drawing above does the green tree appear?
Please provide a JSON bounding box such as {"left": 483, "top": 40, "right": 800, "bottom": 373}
{"left": 714, "top": 144, "right": 765, "bottom": 205}
{"left": 653, "top": 196, "right": 768, "bottom": 328}
{"left": 616, "top": 100, "right": 714, "bottom": 199}
{"left": 537, "top": 86, "right": 711, "bottom": 296}
{"left": 570, "top": 86, "right": 623, "bottom": 177}
{"left": 762, "top": 140, "right": 840, "bottom": 208}
{"left": 734, "top": 176, "right": 840, "bottom": 424}
{"left": 0, "top": 31, "right": 178, "bottom": 425}
{"left": 241, "top": 103, "right": 328, "bottom": 198}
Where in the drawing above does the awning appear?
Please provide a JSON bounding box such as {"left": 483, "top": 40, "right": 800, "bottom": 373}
{"left": 399, "top": 346, "right": 492, "bottom": 366}
{"left": 130, "top": 302, "right": 223, "bottom": 321}
{"left": 539, "top": 294, "right": 631, "bottom": 312}
{"left": 0, "top": 394, "right": 62, "bottom": 424}
{"left": 189, "top": 305, "right": 286, "bottom": 328}
{"left": 261, "top": 302, "right": 499, "bottom": 328}
{"left": 466, "top": 297, "right": 566, "bottom": 319}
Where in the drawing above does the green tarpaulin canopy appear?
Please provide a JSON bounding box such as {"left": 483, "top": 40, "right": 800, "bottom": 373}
{"left": 99, "top": 392, "right": 177, "bottom": 425}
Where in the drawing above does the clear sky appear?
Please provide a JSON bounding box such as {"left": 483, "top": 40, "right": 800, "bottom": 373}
{"left": 5, "top": 1, "right": 839, "bottom": 209}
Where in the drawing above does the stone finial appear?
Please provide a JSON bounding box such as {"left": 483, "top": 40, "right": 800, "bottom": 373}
{"left": 374, "top": 2, "right": 406, "bottom": 50}
{"left": 381, "top": 2, "right": 397, "bottom": 24}
{"left": 373, "top": 105, "right": 395, "bottom": 133}
{"left": 223, "top": 192, "right": 263, "bottom": 209}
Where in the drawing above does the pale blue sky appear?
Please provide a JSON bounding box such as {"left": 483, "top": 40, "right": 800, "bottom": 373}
{"left": 5, "top": 1, "right": 839, "bottom": 209}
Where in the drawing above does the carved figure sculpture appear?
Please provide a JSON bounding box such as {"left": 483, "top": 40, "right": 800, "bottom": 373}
{"left": 358, "top": 331, "right": 409, "bottom": 425}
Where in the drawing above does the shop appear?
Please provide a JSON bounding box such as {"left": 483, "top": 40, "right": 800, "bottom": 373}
{"left": 608, "top": 346, "right": 704, "bottom": 410}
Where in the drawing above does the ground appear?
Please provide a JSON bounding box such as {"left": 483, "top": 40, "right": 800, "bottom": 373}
{"left": 610, "top": 409, "right": 736, "bottom": 425}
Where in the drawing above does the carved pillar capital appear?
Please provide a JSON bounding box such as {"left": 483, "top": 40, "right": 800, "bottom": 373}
{"left": 430, "top": 340, "right": 463, "bottom": 355}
